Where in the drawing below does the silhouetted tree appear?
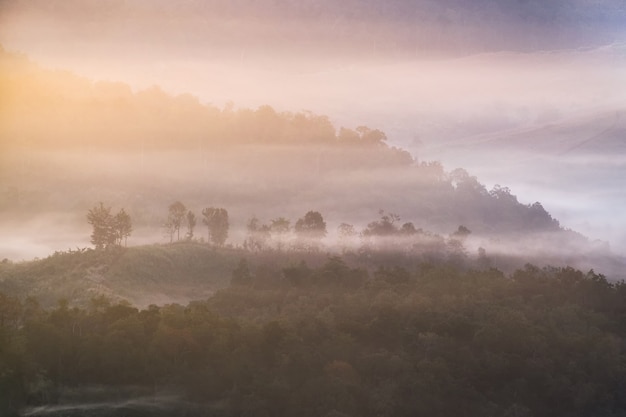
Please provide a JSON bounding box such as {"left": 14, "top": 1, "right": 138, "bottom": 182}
{"left": 114, "top": 209, "right": 132, "bottom": 246}
{"left": 400, "top": 222, "right": 419, "bottom": 236}
{"left": 362, "top": 210, "right": 400, "bottom": 237}
{"left": 337, "top": 127, "right": 360, "bottom": 144}
{"left": 87, "top": 203, "right": 115, "bottom": 249}
{"left": 167, "top": 201, "right": 187, "bottom": 242}
{"left": 202, "top": 207, "right": 229, "bottom": 246}
{"left": 452, "top": 225, "right": 471, "bottom": 239}
{"left": 186, "top": 210, "right": 196, "bottom": 240}
{"left": 295, "top": 211, "right": 327, "bottom": 250}
{"left": 337, "top": 223, "right": 357, "bottom": 252}
{"left": 245, "top": 216, "right": 270, "bottom": 251}
{"left": 356, "top": 125, "right": 387, "bottom": 146}
{"left": 87, "top": 203, "right": 131, "bottom": 249}
{"left": 163, "top": 219, "right": 175, "bottom": 243}
{"left": 270, "top": 217, "right": 291, "bottom": 251}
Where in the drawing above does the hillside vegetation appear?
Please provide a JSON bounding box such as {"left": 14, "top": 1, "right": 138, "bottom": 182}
{"left": 0, "top": 244, "right": 243, "bottom": 308}
{"left": 1, "top": 254, "right": 626, "bottom": 416}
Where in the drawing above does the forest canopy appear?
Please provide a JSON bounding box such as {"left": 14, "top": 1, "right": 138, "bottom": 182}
{"left": 1, "top": 256, "right": 626, "bottom": 417}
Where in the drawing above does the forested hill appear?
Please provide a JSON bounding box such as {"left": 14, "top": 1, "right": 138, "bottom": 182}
{"left": 2, "top": 251, "right": 626, "bottom": 416}
{"left": 0, "top": 46, "right": 408, "bottom": 155}
{"left": 0, "top": 47, "right": 613, "bottom": 267}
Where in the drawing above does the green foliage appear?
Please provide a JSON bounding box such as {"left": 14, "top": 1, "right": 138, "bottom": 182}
{"left": 362, "top": 210, "right": 401, "bottom": 237}
{"left": 166, "top": 201, "right": 187, "bottom": 242}
{"left": 185, "top": 210, "right": 197, "bottom": 240}
{"left": 201, "top": 207, "right": 229, "bottom": 246}
{"left": 0, "top": 243, "right": 239, "bottom": 308}
{"left": 244, "top": 216, "right": 271, "bottom": 252}
{"left": 87, "top": 203, "right": 133, "bottom": 250}
{"left": 270, "top": 217, "right": 291, "bottom": 251}
{"left": 113, "top": 208, "right": 132, "bottom": 246}
{"left": 3, "top": 260, "right": 626, "bottom": 416}
{"left": 295, "top": 211, "right": 327, "bottom": 240}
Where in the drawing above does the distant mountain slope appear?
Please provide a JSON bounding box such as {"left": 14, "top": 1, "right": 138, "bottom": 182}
{"left": 419, "top": 107, "right": 626, "bottom": 254}
{"left": 0, "top": 49, "right": 618, "bottom": 270}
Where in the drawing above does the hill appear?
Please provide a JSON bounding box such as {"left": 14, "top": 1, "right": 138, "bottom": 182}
{"left": 419, "top": 107, "right": 626, "bottom": 252}
{"left": 1, "top": 231, "right": 625, "bottom": 310}
{"left": 0, "top": 244, "right": 240, "bottom": 308}
{"left": 0, "top": 48, "right": 604, "bottom": 259}
{"left": 2, "top": 253, "right": 626, "bottom": 416}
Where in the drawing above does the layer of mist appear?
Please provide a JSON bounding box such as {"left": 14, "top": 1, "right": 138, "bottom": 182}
{"left": 1, "top": 46, "right": 623, "bottom": 278}
{"left": 2, "top": 2, "right": 625, "bottom": 258}
{"left": 420, "top": 108, "right": 626, "bottom": 252}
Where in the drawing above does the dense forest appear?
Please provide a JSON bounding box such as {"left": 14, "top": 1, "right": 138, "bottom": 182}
{"left": 1, "top": 252, "right": 626, "bottom": 416}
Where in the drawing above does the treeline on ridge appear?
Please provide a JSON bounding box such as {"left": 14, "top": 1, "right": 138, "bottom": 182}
{"left": 1, "top": 46, "right": 409, "bottom": 159}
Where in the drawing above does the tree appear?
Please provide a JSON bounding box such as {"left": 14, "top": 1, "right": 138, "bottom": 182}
{"left": 452, "top": 225, "right": 471, "bottom": 239}
{"left": 87, "top": 203, "right": 131, "bottom": 249}
{"left": 294, "top": 211, "right": 327, "bottom": 250}
{"left": 270, "top": 217, "right": 291, "bottom": 251}
{"left": 186, "top": 210, "right": 197, "bottom": 240}
{"left": 362, "top": 210, "right": 400, "bottom": 237}
{"left": 114, "top": 209, "right": 132, "bottom": 246}
{"left": 87, "top": 202, "right": 115, "bottom": 249}
{"left": 201, "top": 207, "right": 229, "bottom": 246}
{"left": 400, "top": 222, "right": 418, "bottom": 236}
{"left": 167, "top": 201, "right": 187, "bottom": 242}
{"left": 163, "top": 218, "right": 175, "bottom": 243}
{"left": 356, "top": 125, "right": 387, "bottom": 146}
{"left": 245, "top": 216, "right": 270, "bottom": 251}
{"left": 337, "top": 223, "right": 357, "bottom": 245}
{"left": 337, "top": 127, "right": 360, "bottom": 144}
{"left": 231, "top": 258, "right": 252, "bottom": 286}
{"left": 295, "top": 211, "right": 327, "bottom": 239}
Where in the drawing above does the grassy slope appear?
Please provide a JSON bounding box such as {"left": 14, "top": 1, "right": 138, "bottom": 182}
{"left": 0, "top": 243, "right": 242, "bottom": 308}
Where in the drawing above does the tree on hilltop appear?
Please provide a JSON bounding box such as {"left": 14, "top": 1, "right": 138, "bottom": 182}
{"left": 114, "top": 209, "right": 132, "bottom": 246}
{"left": 244, "top": 216, "right": 271, "bottom": 251}
{"left": 270, "top": 217, "right": 291, "bottom": 251}
{"left": 166, "top": 201, "right": 187, "bottom": 242}
{"left": 186, "top": 210, "right": 197, "bottom": 240}
{"left": 87, "top": 203, "right": 132, "bottom": 249}
{"left": 202, "top": 207, "right": 229, "bottom": 246}
{"left": 295, "top": 211, "right": 327, "bottom": 250}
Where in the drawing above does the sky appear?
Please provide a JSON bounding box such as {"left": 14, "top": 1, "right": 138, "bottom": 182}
{"left": 1, "top": 0, "right": 626, "bottom": 252}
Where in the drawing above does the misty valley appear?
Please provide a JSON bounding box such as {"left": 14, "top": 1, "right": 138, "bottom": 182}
{"left": 2, "top": 45, "right": 626, "bottom": 416}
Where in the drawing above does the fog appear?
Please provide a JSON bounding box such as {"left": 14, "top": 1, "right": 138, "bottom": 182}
{"left": 1, "top": 0, "right": 626, "bottom": 262}
{"left": 22, "top": 386, "right": 199, "bottom": 417}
